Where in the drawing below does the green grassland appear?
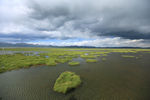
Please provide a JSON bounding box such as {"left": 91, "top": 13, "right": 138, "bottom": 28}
{"left": 0, "top": 48, "right": 150, "bottom": 73}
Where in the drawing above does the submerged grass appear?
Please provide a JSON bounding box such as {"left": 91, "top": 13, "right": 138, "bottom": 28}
{"left": 53, "top": 71, "right": 81, "bottom": 94}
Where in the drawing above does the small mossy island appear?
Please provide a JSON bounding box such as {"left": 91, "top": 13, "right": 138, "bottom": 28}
{"left": 86, "top": 59, "right": 97, "bottom": 63}
{"left": 53, "top": 71, "right": 81, "bottom": 94}
{"left": 68, "top": 61, "right": 80, "bottom": 66}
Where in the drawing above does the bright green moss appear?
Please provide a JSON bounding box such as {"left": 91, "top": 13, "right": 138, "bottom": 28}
{"left": 86, "top": 59, "right": 97, "bottom": 63}
{"left": 68, "top": 61, "right": 80, "bottom": 66}
{"left": 53, "top": 71, "right": 81, "bottom": 94}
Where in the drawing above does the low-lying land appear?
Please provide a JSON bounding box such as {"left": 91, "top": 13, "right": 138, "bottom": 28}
{"left": 0, "top": 48, "right": 150, "bottom": 73}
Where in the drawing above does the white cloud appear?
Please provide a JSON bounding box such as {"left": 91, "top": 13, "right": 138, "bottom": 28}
{"left": 27, "top": 37, "right": 150, "bottom": 47}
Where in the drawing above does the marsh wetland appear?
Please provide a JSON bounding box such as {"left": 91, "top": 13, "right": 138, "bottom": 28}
{"left": 0, "top": 48, "right": 150, "bottom": 100}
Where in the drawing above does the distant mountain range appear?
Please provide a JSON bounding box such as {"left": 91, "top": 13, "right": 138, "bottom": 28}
{"left": 0, "top": 42, "right": 47, "bottom": 47}
{"left": 0, "top": 42, "right": 95, "bottom": 48}
{"left": 0, "top": 42, "right": 149, "bottom": 48}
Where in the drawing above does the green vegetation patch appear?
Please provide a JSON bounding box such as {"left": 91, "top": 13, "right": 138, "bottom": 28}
{"left": 0, "top": 54, "right": 46, "bottom": 72}
{"left": 1, "top": 48, "right": 150, "bottom": 73}
{"left": 86, "top": 59, "right": 98, "bottom": 63}
{"left": 46, "top": 58, "right": 57, "bottom": 66}
{"left": 122, "top": 55, "right": 135, "bottom": 58}
{"left": 80, "top": 54, "right": 97, "bottom": 59}
{"left": 53, "top": 71, "right": 81, "bottom": 94}
{"left": 102, "top": 58, "right": 106, "bottom": 61}
{"left": 0, "top": 68, "right": 6, "bottom": 73}
{"left": 68, "top": 61, "right": 80, "bottom": 66}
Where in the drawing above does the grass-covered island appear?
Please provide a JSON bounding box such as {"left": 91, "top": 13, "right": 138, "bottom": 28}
{"left": 86, "top": 59, "right": 98, "bottom": 63}
{"left": 68, "top": 61, "right": 80, "bottom": 66}
{"left": 53, "top": 71, "right": 81, "bottom": 94}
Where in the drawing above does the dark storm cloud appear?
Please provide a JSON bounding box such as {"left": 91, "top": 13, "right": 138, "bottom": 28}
{"left": 100, "top": 31, "right": 150, "bottom": 39}
{"left": 0, "top": 0, "right": 150, "bottom": 46}
{"left": 25, "top": 0, "right": 150, "bottom": 40}
{"left": 29, "top": 2, "right": 70, "bottom": 20}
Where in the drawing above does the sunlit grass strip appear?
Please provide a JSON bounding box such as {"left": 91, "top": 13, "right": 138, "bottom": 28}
{"left": 53, "top": 71, "right": 81, "bottom": 94}
{"left": 80, "top": 54, "right": 97, "bottom": 59}
{"left": 86, "top": 59, "right": 98, "bottom": 63}
{"left": 68, "top": 61, "right": 80, "bottom": 66}
{"left": 122, "top": 55, "right": 135, "bottom": 58}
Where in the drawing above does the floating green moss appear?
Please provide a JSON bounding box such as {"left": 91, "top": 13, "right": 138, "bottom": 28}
{"left": 53, "top": 71, "right": 81, "bottom": 94}
{"left": 86, "top": 59, "right": 97, "bottom": 63}
{"left": 68, "top": 61, "right": 80, "bottom": 66}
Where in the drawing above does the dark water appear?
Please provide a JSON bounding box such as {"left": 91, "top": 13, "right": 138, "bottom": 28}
{"left": 0, "top": 52, "right": 150, "bottom": 100}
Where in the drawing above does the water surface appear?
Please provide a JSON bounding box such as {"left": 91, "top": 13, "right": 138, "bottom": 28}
{"left": 0, "top": 52, "right": 150, "bottom": 100}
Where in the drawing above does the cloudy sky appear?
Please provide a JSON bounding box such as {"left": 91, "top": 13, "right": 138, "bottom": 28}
{"left": 0, "top": 0, "right": 150, "bottom": 47}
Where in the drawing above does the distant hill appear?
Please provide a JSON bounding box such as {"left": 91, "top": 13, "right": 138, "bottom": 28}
{"left": 0, "top": 42, "right": 96, "bottom": 48}
{"left": 0, "top": 42, "right": 149, "bottom": 48}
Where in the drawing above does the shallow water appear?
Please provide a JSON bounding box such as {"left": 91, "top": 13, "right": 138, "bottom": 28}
{"left": 0, "top": 52, "right": 150, "bottom": 100}
{"left": 0, "top": 51, "right": 47, "bottom": 55}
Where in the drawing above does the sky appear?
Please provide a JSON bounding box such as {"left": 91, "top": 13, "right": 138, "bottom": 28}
{"left": 0, "top": 0, "right": 150, "bottom": 47}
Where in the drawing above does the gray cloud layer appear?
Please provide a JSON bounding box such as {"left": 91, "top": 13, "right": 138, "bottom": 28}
{"left": 0, "top": 0, "right": 150, "bottom": 46}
